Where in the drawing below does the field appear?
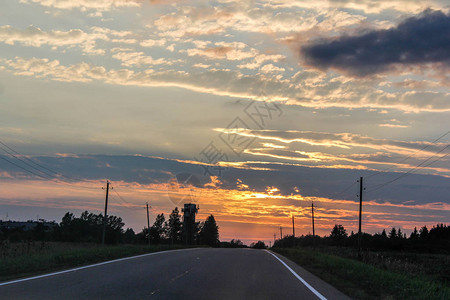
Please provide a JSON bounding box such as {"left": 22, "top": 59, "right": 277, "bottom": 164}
{"left": 0, "top": 241, "right": 188, "bottom": 282}
{"left": 274, "top": 247, "right": 450, "bottom": 300}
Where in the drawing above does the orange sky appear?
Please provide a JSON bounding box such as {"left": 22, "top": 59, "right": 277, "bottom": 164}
{"left": 1, "top": 177, "right": 447, "bottom": 245}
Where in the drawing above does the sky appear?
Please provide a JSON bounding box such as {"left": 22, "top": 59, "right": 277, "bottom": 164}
{"left": 0, "top": 0, "right": 449, "bottom": 245}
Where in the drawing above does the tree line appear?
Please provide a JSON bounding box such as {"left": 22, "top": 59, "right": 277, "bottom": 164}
{"left": 0, "top": 207, "right": 220, "bottom": 246}
{"left": 273, "top": 223, "right": 450, "bottom": 252}
{"left": 137, "top": 207, "right": 219, "bottom": 246}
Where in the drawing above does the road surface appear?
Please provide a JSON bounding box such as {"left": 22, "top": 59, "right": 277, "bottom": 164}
{"left": 0, "top": 248, "right": 350, "bottom": 299}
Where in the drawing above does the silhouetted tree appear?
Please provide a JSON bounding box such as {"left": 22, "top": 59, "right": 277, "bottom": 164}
{"left": 231, "top": 239, "right": 244, "bottom": 247}
{"left": 397, "top": 228, "right": 404, "bottom": 239}
{"left": 165, "top": 208, "right": 182, "bottom": 244}
{"left": 429, "top": 224, "right": 449, "bottom": 239}
{"left": 331, "top": 224, "right": 348, "bottom": 239}
{"left": 389, "top": 227, "right": 397, "bottom": 239}
{"left": 330, "top": 224, "right": 347, "bottom": 245}
{"left": 200, "top": 215, "right": 219, "bottom": 247}
{"left": 419, "top": 226, "right": 429, "bottom": 239}
{"left": 149, "top": 213, "right": 166, "bottom": 243}
{"left": 55, "top": 211, "right": 124, "bottom": 244}
{"left": 251, "top": 241, "right": 266, "bottom": 249}
{"left": 410, "top": 227, "right": 419, "bottom": 239}
{"left": 122, "top": 228, "right": 136, "bottom": 244}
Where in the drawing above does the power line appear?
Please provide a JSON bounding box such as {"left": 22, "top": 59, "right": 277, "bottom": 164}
{"left": 108, "top": 194, "right": 140, "bottom": 211}
{"left": 322, "top": 132, "right": 450, "bottom": 201}
{"left": 366, "top": 144, "right": 450, "bottom": 193}
{"left": 0, "top": 139, "right": 99, "bottom": 191}
{"left": 0, "top": 153, "right": 99, "bottom": 191}
{"left": 0, "top": 155, "right": 49, "bottom": 180}
{"left": 366, "top": 130, "right": 450, "bottom": 179}
{"left": 111, "top": 186, "right": 131, "bottom": 204}
{"left": 0, "top": 139, "right": 81, "bottom": 182}
{"left": 0, "top": 145, "right": 57, "bottom": 180}
{"left": 108, "top": 183, "right": 142, "bottom": 211}
{"left": 328, "top": 182, "right": 358, "bottom": 200}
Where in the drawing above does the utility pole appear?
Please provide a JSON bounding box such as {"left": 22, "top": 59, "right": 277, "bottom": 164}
{"left": 102, "top": 180, "right": 110, "bottom": 245}
{"left": 358, "top": 177, "right": 363, "bottom": 250}
{"left": 292, "top": 215, "right": 295, "bottom": 247}
{"left": 146, "top": 202, "right": 151, "bottom": 245}
{"left": 273, "top": 233, "right": 276, "bottom": 245}
{"left": 280, "top": 226, "right": 283, "bottom": 247}
{"left": 312, "top": 201, "right": 315, "bottom": 237}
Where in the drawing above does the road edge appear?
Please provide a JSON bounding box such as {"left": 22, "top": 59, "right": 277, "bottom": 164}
{"left": 266, "top": 250, "right": 351, "bottom": 300}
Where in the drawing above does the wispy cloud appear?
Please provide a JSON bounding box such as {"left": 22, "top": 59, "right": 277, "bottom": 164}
{"left": 20, "top": 0, "right": 142, "bottom": 10}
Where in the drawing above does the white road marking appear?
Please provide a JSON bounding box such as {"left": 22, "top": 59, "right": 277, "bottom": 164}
{"left": 266, "top": 250, "right": 327, "bottom": 300}
{"left": 0, "top": 248, "right": 201, "bottom": 287}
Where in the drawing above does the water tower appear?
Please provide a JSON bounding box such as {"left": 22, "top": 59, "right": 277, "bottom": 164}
{"left": 182, "top": 203, "right": 199, "bottom": 244}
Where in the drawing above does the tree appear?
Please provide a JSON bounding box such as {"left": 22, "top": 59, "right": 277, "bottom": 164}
{"left": 230, "top": 239, "right": 244, "bottom": 247}
{"left": 105, "top": 215, "right": 125, "bottom": 244}
{"left": 397, "top": 228, "right": 403, "bottom": 239}
{"left": 56, "top": 211, "right": 124, "bottom": 244}
{"left": 149, "top": 213, "right": 166, "bottom": 243}
{"left": 165, "top": 207, "right": 182, "bottom": 244}
{"left": 122, "top": 228, "right": 135, "bottom": 244}
{"left": 200, "top": 215, "right": 219, "bottom": 247}
{"left": 251, "top": 241, "right": 266, "bottom": 249}
{"left": 330, "top": 224, "right": 347, "bottom": 239}
{"left": 330, "top": 224, "right": 347, "bottom": 246}
{"left": 419, "top": 226, "right": 429, "bottom": 239}
{"left": 389, "top": 227, "right": 397, "bottom": 239}
{"left": 61, "top": 212, "right": 74, "bottom": 227}
{"left": 410, "top": 227, "right": 419, "bottom": 239}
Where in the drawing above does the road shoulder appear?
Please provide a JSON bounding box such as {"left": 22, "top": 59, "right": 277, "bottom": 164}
{"left": 266, "top": 250, "right": 352, "bottom": 300}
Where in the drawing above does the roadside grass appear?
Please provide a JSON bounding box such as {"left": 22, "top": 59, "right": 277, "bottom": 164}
{"left": 274, "top": 247, "right": 450, "bottom": 300}
{"left": 0, "top": 242, "right": 190, "bottom": 282}
{"left": 317, "top": 246, "right": 449, "bottom": 285}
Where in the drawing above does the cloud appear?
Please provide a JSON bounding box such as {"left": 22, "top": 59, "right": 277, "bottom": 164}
{"left": 0, "top": 25, "right": 135, "bottom": 55}
{"left": 378, "top": 124, "right": 410, "bottom": 128}
{"left": 111, "top": 51, "right": 168, "bottom": 67}
{"left": 260, "top": 64, "right": 285, "bottom": 74}
{"left": 152, "top": 3, "right": 361, "bottom": 39}
{"left": 0, "top": 25, "right": 102, "bottom": 54}
{"left": 265, "top": 0, "right": 444, "bottom": 14}
{"left": 140, "top": 38, "right": 167, "bottom": 47}
{"left": 21, "top": 0, "right": 142, "bottom": 10}
{"left": 214, "top": 128, "right": 450, "bottom": 176}
{"left": 185, "top": 42, "right": 257, "bottom": 61}
{"left": 2, "top": 56, "right": 450, "bottom": 112}
{"left": 301, "top": 10, "right": 450, "bottom": 76}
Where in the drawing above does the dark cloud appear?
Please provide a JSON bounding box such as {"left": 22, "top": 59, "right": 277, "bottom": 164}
{"left": 301, "top": 10, "right": 450, "bottom": 76}
{"left": 0, "top": 154, "right": 447, "bottom": 206}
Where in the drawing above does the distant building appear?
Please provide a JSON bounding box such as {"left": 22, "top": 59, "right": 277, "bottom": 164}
{"left": 0, "top": 220, "right": 57, "bottom": 232}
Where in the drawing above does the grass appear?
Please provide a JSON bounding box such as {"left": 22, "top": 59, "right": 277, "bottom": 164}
{"left": 317, "top": 246, "right": 450, "bottom": 285}
{"left": 274, "top": 247, "right": 450, "bottom": 300}
{"left": 0, "top": 241, "right": 190, "bottom": 282}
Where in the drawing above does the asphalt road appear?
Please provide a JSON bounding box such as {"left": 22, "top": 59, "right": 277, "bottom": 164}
{"left": 0, "top": 248, "right": 350, "bottom": 300}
